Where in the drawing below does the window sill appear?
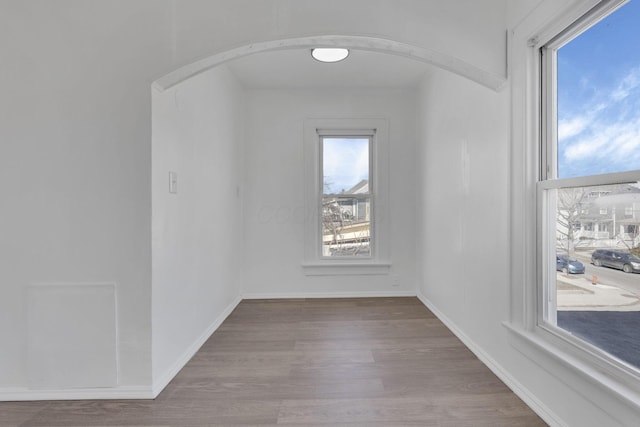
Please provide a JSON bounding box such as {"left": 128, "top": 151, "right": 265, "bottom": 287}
{"left": 301, "top": 262, "right": 391, "bottom": 276}
{"left": 504, "top": 322, "right": 640, "bottom": 412}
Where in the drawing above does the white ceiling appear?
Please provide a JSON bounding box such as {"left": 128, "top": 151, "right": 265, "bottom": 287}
{"left": 226, "top": 48, "right": 432, "bottom": 89}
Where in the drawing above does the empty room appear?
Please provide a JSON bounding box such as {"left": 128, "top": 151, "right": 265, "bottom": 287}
{"left": 2, "top": 1, "right": 640, "bottom": 426}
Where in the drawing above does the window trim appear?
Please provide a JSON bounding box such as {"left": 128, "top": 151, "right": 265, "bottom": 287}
{"left": 538, "top": 0, "right": 640, "bottom": 377}
{"left": 507, "top": 0, "right": 640, "bottom": 411}
{"left": 302, "top": 118, "right": 390, "bottom": 275}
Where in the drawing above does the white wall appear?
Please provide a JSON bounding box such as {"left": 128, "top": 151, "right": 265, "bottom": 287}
{"left": 0, "top": 0, "right": 494, "bottom": 398}
{"left": 6, "top": 3, "right": 637, "bottom": 423}
{"left": 242, "top": 88, "right": 417, "bottom": 297}
{"left": 416, "top": 67, "right": 510, "bottom": 333}
{"left": 0, "top": 0, "right": 172, "bottom": 395}
{"left": 151, "top": 65, "right": 245, "bottom": 390}
{"left": 416, "top": 63, "right": 571, "bottom": 425}
{"left": 416, "top": 43, "right": 640, "bottom": 427}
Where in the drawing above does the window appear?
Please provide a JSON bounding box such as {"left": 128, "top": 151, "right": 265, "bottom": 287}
{"left": 626, "top": 206, "right": 634, "bottom": 216}
{"left": 321, "top": 136, "right": 372, "bottom": 258}
{"left": 539, "top": 0, "right": 640, "bottom": 374}
{"left": 303, "top": 119, "right": 390, "bottom": 274}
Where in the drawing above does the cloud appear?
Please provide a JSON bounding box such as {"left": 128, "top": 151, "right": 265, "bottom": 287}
{"left": 559, "top": 66, "right": 640, "bottom": 177}
{"left": 323, "top": 138, "right": 369, "bottom": 193}
{"left": 611, "top": 67, "right": 640, "bottom": 102}
{"left": 558, "top": 116, "right": 589, "bottom": 140}
{"left": 564, "top": 120, "right": 640, "bottom": 161}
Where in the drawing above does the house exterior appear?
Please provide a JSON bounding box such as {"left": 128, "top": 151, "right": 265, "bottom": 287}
{"left": 557, "top": 183, "right": 640, "bottom": 250}
{"left": 322, "top": 180, "right": 371, "bottom": 256}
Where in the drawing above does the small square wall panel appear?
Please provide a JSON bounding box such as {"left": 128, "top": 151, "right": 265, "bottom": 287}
{"left": 27, "top": 283, "right": 117, "bottom": 389}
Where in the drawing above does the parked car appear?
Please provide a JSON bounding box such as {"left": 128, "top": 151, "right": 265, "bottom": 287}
{"left": 556, "top": 254, "right": 585, "bottom": 274}
{"left": 591, "top": 249, "right": 640, "bottom": 273}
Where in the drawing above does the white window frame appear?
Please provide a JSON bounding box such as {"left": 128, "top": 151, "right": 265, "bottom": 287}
{"left": 302, "top": 118, "right": 390, "bottom": 276}
{"left": 538, "top": 0, "right": 640, "bottom": 365}
{"left": 319, "top": 132, "right": 374, "bottom": 260}
{"left": 506, "top": 0, "right": 640, "bottom": 411}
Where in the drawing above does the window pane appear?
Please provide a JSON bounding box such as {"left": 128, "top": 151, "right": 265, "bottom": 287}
{"left": 557, "top": 1, "right": 640, "bottom": 178}
{"left": 551, "top": 182, "right": 640, "bottom": 369}
{"left": 322, "top": 138, "right": 369, "bottom": 195}
{"left": 322, "top": 195, "right": 370, "bottom": 257}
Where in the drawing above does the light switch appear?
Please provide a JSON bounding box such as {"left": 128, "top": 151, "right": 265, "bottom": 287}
{"left": 169, "top": 171, "right": 178, "bottom": 194}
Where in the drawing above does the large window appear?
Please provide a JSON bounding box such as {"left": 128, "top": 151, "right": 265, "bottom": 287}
{"left": 540, "top": 0, "right": 640, "bottom": 372}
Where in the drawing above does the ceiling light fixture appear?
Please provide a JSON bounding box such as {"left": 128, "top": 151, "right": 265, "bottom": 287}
{"left": 311, "top": 48, "right": 350, "bottom": 63}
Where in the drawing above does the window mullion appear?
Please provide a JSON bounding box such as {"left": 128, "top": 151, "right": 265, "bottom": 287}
{"left": 539, "top": 171, "right": 640, "bottom": 191}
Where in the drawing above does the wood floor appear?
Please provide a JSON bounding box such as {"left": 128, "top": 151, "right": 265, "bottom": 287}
{"left": 1, "top": 297, "right": 546, "bottom": 426}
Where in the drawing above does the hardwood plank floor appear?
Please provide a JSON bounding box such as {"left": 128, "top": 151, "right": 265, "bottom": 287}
{"left": 0, "top": 297, "right": 547, "bottom": 426}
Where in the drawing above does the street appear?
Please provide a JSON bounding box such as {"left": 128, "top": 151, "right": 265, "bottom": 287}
{"left": 570, "top": 252, "right": 640, "bottom": 296}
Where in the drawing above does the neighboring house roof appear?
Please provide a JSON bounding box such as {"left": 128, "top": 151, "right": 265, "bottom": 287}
{"left": 590, "top": 192, "right": 640, "bottom": 206}
{"left": 345, "top": 179, "right": 368, "bottom": 194}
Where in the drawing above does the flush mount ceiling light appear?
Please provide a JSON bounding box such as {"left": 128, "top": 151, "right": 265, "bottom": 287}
{"left": 311, "top": 48, "right": 350, "bottom": 63}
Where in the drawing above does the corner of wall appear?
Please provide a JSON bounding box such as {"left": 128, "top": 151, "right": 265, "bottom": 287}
{"left": 415, "top": 290, "right": 567, "bottom": 427}
{"left": 151, "top": 294, "right": 242, "bottom": 397}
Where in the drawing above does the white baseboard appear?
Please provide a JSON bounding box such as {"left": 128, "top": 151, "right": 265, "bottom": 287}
{"left": 242, "top": 290, "right": 417, "bottom": 299}
{"left": 151, "top": 294, "right": 243, "bottom": 397}
{"left": 0, "top": 386, "right": 154, "bottom": 402}
{"left": 0, "top": 294, "right": 243, "bottom": 402}
{"left": 416, "top": 291, "right": 567, "bottom": 427}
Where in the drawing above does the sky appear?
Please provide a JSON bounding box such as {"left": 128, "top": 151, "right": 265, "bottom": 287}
{"left": 557, "top": 0, "right": 640, "bottom": 178}
{"left": 323, "top": 137, "right": 369, "bottom": 194}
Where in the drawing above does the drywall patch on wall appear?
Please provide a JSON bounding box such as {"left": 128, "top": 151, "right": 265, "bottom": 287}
{"left": 27, "top": 283, "right": 117, "bottom": 389}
